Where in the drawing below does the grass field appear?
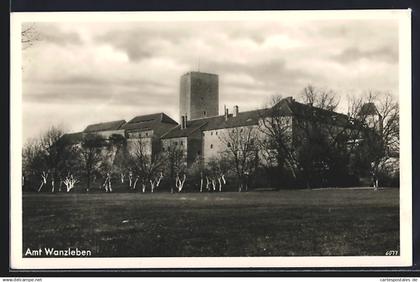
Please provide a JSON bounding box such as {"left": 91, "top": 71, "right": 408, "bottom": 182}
{"left": 22, "top": 188, "right": 399, "bottom": 257}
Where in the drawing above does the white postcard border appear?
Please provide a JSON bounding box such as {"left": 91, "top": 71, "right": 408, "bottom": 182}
{"left": 10, "top": 10, "right": 412, "bottom": 269}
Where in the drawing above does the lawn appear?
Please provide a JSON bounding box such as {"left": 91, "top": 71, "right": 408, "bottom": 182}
{"left": 22, "top": 188, "right": 399, "bottom": 257}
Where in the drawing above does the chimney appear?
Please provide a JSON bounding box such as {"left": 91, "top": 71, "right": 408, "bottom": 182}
{"left": 180, "top": 115, "right": 188, "bottom": 129}
{"left": 224, "top": 105, "right": 229, "bottom": 121}
{"left": 233, "top": 105, "right": 239, "bottom": 117}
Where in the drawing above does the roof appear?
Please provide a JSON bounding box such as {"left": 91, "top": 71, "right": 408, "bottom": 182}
{"left": 204, "top": 109, "right": 265, "bottom": 131}
{"left": 61, "top": 132, "right": 83, "bottom": 145}
{"left": 161, "top": 120, "right": 208, "bottom": 138}
{"left": 163, "top": 97, "right": 360, "bottom": 139}
{"left": 126, "top": 113, "right": 177, "bottom": 125}
{"left": 273, "top": 97, "right": 353, "bottom": 127}
{"left": 358, "top": 102, "right": 379, "bottom": 116}
{"left": 162, "top": 109, "right": 265, "bottom": 139}
{"left": 84, "top": 120, "right": 126, "bottom": 133}
{"left": 122, "top": 113, "right": 178, "bottom": 137}
{"left": 182, "top": 71, "right": 218, "bottom": 78}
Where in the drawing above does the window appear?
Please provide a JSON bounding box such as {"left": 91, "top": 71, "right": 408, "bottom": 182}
{"left": 210, "top": 144, "right": 213, "bottom": 149}
{"left": 145, "top": 132, "right": 149, "bottom": 137}
{"left": 180, "top": 141, "right": 183, "bottom": 146}
{"left": 162, "top": 147, "right": 165, "bottom": 152}
{"left": 203, "top": 111, "right": 207, "bottom": 116}
{"left": 211, "top": 132, "right": 213, "bottom": 136}
{"left": 227, "top": 142, "right": 231, "bottom": 148}
{"left": 174, "top": 141, "right": 178, "bottom": 146}
{"left": 215, "top": 131, "right": 218, "bottom": 135}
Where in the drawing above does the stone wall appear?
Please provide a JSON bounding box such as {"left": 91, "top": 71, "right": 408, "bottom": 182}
{"left": 179, "top": 72, "right": 219, "bottom": 121}
{"left": 202, "top": 125, "right": 260, "bottom": 162}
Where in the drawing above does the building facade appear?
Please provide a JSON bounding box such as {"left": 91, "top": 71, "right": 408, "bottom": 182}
{"left": 179, "top": 71, "right": 219, "bottom": 122}
{"left": 63, "top": 71, "right": 380, "bottom": 169}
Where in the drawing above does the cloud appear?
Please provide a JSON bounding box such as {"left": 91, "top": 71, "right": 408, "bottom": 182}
{"left": 333, "top": 46, "right": 398, "bottom": 64}
{"left": 24, "top": 23, "right": 82, "bottom": 46}
{"left": 21, "top": 18, "right": 400, "bottom": 141}
{"left": 96, "top": 25, "right": 193, "bottom": 61}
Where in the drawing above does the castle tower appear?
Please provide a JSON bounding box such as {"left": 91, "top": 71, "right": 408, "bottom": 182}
{"left": 179, "top": 71, "right": 219, "bottom": 121}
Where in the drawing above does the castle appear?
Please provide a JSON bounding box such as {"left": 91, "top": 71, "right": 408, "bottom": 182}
{"left": 63, "top": 71, "right": 378, "bottom": 167}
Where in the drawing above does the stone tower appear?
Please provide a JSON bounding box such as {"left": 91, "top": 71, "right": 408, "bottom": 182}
{"left": 179, "top": 71, "right": 219, "bottom": 121}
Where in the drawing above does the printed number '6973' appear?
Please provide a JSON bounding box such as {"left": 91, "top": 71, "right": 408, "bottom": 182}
{"left": 385, "top": 250, "right": 399, "bottom": 256}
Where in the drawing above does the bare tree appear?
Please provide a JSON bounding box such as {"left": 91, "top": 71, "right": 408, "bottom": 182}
{"left": 258, "top": 96, "right": 301, "bottom": 181}
{"left": 97, "top": 135, "right": 126, "bottom": 193}
{"left": 22, "top": 23, "right": 40, "bottom": 50}
{"left": 38, "top": 126, "right": 68, "bottom": 192}
{"left": 128, "top": 139, "right": 165, "bottom": 193}
{"left": 22, "top": 138, "right": 44, "bottom": 191}
{"left": 175, "top": 173, "right": 187, "bottom": 192}
{"left": 260, "top": 92, "right": 364, "bottom": 188}
{"left": 80, "top": 134, "right": 104, "bottom": 192}
{"left": 205, "top": 156, "right": 229, "bottom": 192}
{"left": 299, "top": 84, "right": 340, "bottom": 111}
{"left": 350, "top": 91, "right": 399, "bottom": 188}
{"left": 163, "top": 144, "right": 187, "bottom": 193}
{"left": 37, "top": 171, "right": 48, "bottom": 192}
{"left": 219, "top": 126, "right": 259, "bottom": 192}
{"left": 23, "top": 126, "right": 80, "bottom": 192}
{"left": 110, "top": 135, "right": 131, "bottom": 189}
{"left": 63, "top": 173, "right": 78, "bottom": 192}
{"left": 187, "top": 156, "right": 206, "bottom": 192}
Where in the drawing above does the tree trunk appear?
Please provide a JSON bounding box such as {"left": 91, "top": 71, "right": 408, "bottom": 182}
{"left": 150, "top": 180, "right": 155, "bottom": 193}
{"left": 129, "top": 174, "right": 133, "bottom": 188}
{"left": 37, "top": 181, "right": 44, "bottom": 192}
{"left": 86, "top": 172, "right": 91, "bottom": 192}
{"left": 133, "top": 177, "right": 139, "bottom": 190}
{"left": 51, "top": 178, "right": 55, "bottom": 193}
{"left": 206, "top": 176, "right": 210, "bottom": 191}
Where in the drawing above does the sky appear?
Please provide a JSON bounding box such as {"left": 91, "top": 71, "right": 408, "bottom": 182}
{"left": 21, "top": 18, "right": 399, "bottom": 141}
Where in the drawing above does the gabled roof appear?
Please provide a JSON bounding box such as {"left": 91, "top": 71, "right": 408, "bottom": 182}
{"left": 163, "top": 96, "right": 362, "bottom": 139}
{"left": 126, "top": 113, "right": 177, "bottom": 125}
{"left": 203, "top": 109, "right": 265, "bottom": 131}
{"left": 61, "top": 132, "right": 83, "bottom": 145}
{"left": 273, "top": 97, "right": 352, "bottom": 127}
{"left": 358, "top": 102, "right": 379, "bottom": 116}
{"left": 84, "top": 120, "right": 126, "bottom": 133}
{"left": 161, "top": 120, "right": 208, "bottom": 138}
{"left": 122, "top": 113, "right": 178, "bottom": 137}
{"left": 162, "top": 109, "right": 265, "bottom": 139}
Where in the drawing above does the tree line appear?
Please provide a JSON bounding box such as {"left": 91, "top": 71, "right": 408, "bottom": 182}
{"left": 22, "top": 87, "right": 399, "bottom": 193}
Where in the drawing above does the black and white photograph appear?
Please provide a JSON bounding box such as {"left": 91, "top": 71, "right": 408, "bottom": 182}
{"left": 10, "top": 10, "right": 412, "bottom": 269}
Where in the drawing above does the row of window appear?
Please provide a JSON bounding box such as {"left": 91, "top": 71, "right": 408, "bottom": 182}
{"left": 172, "top": 141, "right": 184, "bottom": 146}
{"left": 160, "top": 142, "right": 229, "bottom": 152}
{"left": 205, "top": 128, "right": 245, "bottom": 136}
{"left": 129, "top": 131, "right": 150, "bottom": 138}
{"left": 209, "top": 142, "right": 231, "bottom": 149}
{"left": 161, "top": 140, "right": 184, "bottom": 152}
